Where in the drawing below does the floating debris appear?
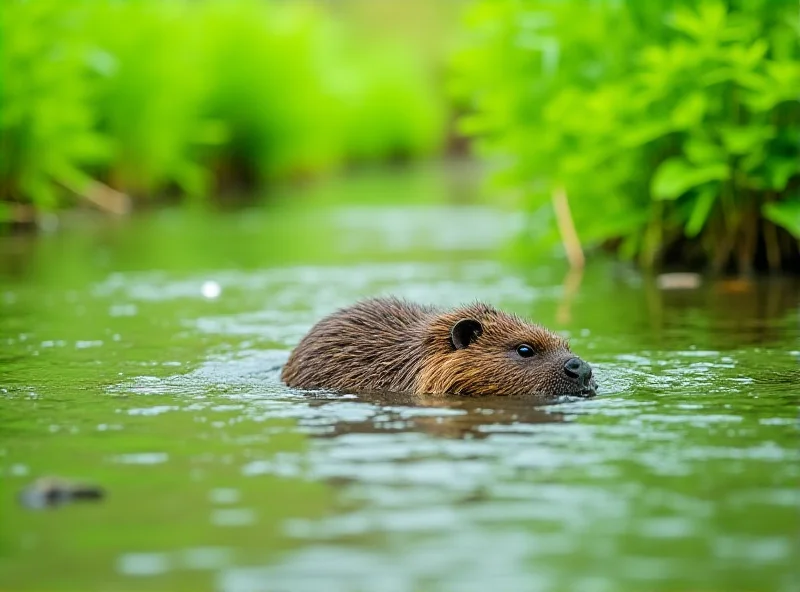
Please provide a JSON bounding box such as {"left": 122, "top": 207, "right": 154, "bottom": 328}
{"left": 656, "top": 272, "right": 702, "bottom": 290}
{"left": 18, "top": 477, "right": 105, "bottom": 510}
{"left": 716, "top": 278, "right": 754, "bottom": 293}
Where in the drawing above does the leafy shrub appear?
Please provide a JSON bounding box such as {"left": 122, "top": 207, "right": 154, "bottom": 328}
{"left": 0, "top": 0, "right": 445, "bottom": 217}
{"left": 86, "top": 0, "right": 214, "bottom": 199}
{"left": 453, "top": 0, "right": 800, "bottom": 272}
{"left": 199, "top": 1, "right": 343, "bottom": 187}
{"left": 0, "top": 1, "right": 108, "bottom": 213}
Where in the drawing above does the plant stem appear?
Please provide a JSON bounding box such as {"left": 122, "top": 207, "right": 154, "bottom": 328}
{"left": 551, "top": 185, "right": 585, "bottom": 269}
{"left": 61, "top": 179, "right": 131, "bottom": 216}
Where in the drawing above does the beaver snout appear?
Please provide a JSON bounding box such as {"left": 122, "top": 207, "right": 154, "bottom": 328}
{"left": 563, "top": 357, "right": 597, "bottom": 397}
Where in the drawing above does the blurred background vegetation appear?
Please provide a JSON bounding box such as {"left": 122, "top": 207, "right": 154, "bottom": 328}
{"left": 453, "top": 0, "right": 800, "bottom": 273}
{"left": 1, "top": 0, "right": 799, "bottom": 273}
{"left": 0, "top": 0, "right": 460, "bottom": 211}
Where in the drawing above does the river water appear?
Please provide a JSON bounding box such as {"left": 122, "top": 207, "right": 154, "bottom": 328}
{"left": 1, "top": 167, "right": 798, "bottom": 591}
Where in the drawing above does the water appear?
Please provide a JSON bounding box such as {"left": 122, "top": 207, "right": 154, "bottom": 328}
{"left": 1, "top": 167, "right": 799, "bottom": 591}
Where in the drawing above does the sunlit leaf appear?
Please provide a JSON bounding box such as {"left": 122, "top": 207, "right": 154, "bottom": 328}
{"left": 719, "top": 125, "right": 775, "bottom": 154}
{"left": 740, "top": 147, "right": 766, "bottom": 173}
{"left": 671, "top": 93, "right": 707, "bottom": 128}
{"left": 618, "top": 121, "right": 673, "bottom": 148}
{"left": 684, "top": 137, "right": 725, "bottom": 165}
{"left": 764, "top": 157, "right": 800, "bottom": 191}
{"left": 651, "top": 157, "right": 729, "bottom": 200}
{"left": 685, "top": 185, "right": 718, "bottom": 237}
{"left": 763, "top": 199, "right": 800, "bottom": 238}
{"left": 766, "top": 60, "right": 800, "bottom": 90}
{"left": 672, "top": 1, "right": 727, "bottom": 40}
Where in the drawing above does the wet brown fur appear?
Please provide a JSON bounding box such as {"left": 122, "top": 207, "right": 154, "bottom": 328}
{"left": 281, "top": 297, "right": 591, "bottom": 397}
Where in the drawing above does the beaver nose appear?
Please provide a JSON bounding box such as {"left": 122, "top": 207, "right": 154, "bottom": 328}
{"left": 564, "top": 357, "right": 592, "bottom": 386}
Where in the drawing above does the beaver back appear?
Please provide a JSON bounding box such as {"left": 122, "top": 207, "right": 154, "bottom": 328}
{"left": 281, "top": 297, "right": 436, "bottom": 393}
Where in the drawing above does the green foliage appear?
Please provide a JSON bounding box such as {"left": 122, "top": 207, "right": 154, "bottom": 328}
{"left": 0, "top": 0, "right": 445, "bottom": 214}
{"left": 454, "top": 0, "right": 800, "bottom": 272}
{"left": 0, "top": 1, "right": 109, "bottom": 210}
{"left": 86, "top": 0, "right": 215, "bottom": 199}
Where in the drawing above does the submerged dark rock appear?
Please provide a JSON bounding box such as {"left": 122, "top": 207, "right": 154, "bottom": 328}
{"left": 18, "top": 477, "right": 105, "bottom": 510}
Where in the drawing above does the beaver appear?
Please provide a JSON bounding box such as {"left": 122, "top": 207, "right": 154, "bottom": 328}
{"left": 281, "top": 297, "right": 597, "bottom": 398}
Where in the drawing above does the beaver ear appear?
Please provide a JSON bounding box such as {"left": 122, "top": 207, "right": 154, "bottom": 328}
{"left": 450, "top": 318, "right": 483, "bottom": 350}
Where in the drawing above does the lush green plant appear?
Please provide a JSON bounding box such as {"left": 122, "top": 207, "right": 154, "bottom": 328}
{"left": 0, "top": 1, "right": 109, "bottom": 214}
{"left": 85, "top": 0, "right": 216, "bottom": 199}
{"left": 453, "top": 0, "right": 800, "bottom": 272}
{"left": 0, "top": 0, "right": 445, "bottom": 218}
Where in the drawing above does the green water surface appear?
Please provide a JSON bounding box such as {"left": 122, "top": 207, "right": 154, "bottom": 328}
{"left": 1, "top": 167, "right": 798, "bottom": 592}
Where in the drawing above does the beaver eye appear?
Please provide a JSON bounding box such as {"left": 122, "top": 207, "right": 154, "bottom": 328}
{"left": 516, "top": 344, "right": 534, "bottom": 358}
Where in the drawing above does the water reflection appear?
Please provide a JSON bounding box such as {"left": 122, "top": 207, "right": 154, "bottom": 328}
{"left": 642, "top": 275, "right": 800, "bottom": 347}
{"left": 305, "top": 392, "right": 566, "bottom": 440}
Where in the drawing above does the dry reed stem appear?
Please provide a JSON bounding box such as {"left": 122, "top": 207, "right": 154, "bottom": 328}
{"left": 551, "top": 185, "right": 584, "bottom": 269}
{"left": 63, "top": 179, "right": 131, "bottom": 215}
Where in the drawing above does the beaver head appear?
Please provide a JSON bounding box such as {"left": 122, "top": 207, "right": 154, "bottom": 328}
{"left": 416, "top": 303, "right": 596, "bottom": 398}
